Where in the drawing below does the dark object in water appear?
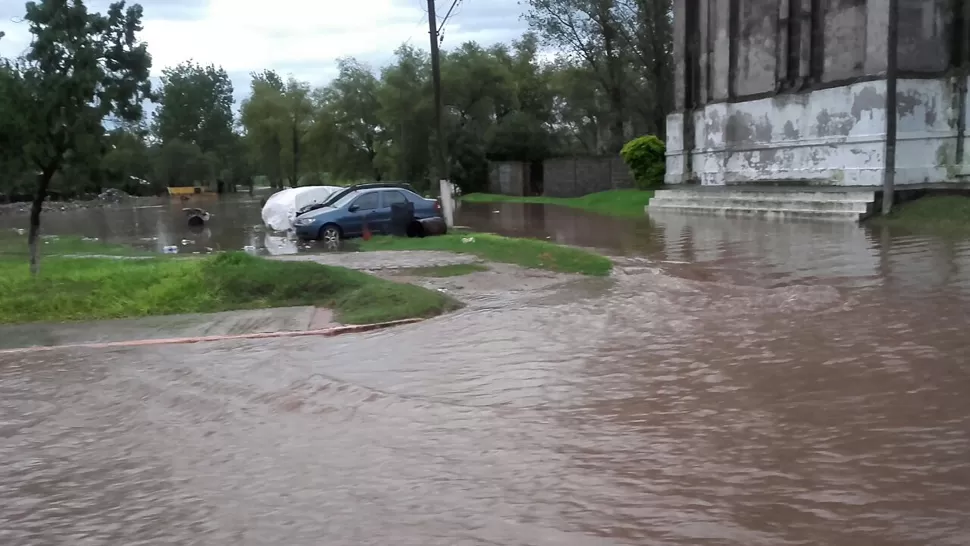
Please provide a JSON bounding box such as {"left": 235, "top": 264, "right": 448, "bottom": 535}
{"left": 407, "top": 217, "right": 447, "bottom": 238}
{"left": 183, "top": 207, "right": 211, "bottom": 227}
{"left": 389, "top": 201, "right": 415, "bottom": 237}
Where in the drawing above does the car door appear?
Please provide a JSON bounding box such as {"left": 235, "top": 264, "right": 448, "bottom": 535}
{"left": 378, "top": 190, "right": 410, "bottom": 233}
{"left": 343, "top": 192, "right": 381, "bottom": 236}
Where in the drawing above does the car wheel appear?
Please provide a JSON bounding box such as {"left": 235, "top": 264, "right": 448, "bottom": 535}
{"left": 319, "top": 224, "right": 341, "bottom": 250}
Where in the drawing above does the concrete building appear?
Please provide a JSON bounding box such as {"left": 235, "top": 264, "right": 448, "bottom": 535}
{"left": 652, "top": 0, "right": 970, "bottom": 220}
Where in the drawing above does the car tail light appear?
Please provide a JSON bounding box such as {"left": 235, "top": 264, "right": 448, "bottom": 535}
{"left": 434, "top": 199, "right": 441, "bottom": 211}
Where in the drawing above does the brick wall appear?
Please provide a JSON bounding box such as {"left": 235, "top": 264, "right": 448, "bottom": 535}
{"left": 542, "top": 156, "right": 634, "bottom": 198}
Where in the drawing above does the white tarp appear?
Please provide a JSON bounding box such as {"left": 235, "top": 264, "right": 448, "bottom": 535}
{"left": 261, "top": 186, "right": 344, "bottom": 232}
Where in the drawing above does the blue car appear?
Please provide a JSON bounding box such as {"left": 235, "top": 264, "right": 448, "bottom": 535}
{"left": 293, "top": 185, "right": 443, "bottom": 244}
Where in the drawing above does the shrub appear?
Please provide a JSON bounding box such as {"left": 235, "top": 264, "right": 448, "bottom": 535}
{"left": 620, "top": 135, "right": 666, "bottom": 189}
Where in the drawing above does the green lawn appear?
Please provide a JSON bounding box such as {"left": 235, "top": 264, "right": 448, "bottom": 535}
{"left": 461, "top": 189, "right": 654, "bottom": 218}
{"left": 359, "top": 232, "right": 612, "bottom": 276}
{"left": 0, "top": 243, "right": 459, "bottom": 325}
{"left": 868, "top": 195, "right": 970, "bottom": 235}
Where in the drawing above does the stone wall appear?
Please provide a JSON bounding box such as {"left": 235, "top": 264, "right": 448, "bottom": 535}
{"left": 669, "top": 0, "right": 966, "bottom": 187}
{"left": 542, "top": 157, "right": 635, "bottom": 198}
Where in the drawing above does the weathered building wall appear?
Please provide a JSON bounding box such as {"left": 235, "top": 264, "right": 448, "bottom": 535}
{"left": 668, "top": 0, "right": 969, "bottom": 187}
{"left": 543, "top": 157, "right": 634, "bottom": 198}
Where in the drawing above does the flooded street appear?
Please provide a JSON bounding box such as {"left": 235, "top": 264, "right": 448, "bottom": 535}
{"left": 2, "top": 198, "right": 970, "bottom": 545}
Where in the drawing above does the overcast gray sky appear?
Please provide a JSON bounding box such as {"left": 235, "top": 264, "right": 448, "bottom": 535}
{"left": 0, "top": 0, "right": 529, "bottom": 104}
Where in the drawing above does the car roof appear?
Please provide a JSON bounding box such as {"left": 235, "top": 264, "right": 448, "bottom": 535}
{"left": 324, "top": 183, "right": 417, "bottom": 204}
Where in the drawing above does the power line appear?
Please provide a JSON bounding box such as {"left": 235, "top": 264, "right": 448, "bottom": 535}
{"left": 438, "top": 0, "right": 463, "bottom": 34}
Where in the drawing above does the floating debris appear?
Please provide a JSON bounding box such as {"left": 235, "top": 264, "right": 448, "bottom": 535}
{"left": 183, "top": 207, "right": 211, "bottom": 227}
{"left": 98, "top": 188, "right": 131, "bottom": 203}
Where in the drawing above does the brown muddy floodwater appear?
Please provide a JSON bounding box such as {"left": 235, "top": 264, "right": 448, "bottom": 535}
{"left": 2, "top": 198, "right": 970, "bottom": 545}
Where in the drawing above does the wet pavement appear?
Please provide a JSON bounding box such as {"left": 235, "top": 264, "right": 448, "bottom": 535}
{"left": 0, "top": 307, "right": 333, "bottom": 350}
{"left": 2, "top": 197, "right": 970, "bottom": 545}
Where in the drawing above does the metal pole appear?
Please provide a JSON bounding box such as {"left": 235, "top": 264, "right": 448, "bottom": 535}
{"left": 426, "top": 0, "right": 448, "bottom": 187}
{"left": 882, "top": 0, "right": 899, "bottom": 215}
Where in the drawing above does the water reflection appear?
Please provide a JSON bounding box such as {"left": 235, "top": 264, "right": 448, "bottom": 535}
{"left": 2, "top": 196, "right": 970, "bottom": 301}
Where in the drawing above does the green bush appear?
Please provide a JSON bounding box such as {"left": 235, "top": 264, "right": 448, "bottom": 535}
{"left": 620, "top": 135, "right": 666, "bottom": 189}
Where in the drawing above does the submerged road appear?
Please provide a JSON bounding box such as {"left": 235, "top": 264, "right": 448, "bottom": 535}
{"left": 1, "top": 201, "right": 969, "bottom": 544}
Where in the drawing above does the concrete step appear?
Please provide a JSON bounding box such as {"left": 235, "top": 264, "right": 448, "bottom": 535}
{"left": 649, "top": 197, "right": 872, "bottom": 212}
{"left": 652, "top": 189, "right": 877, "bottom": 202}
{"left": 645, "top": 187, "right": 878, "bottom": 222}
{"left": 646, "top": 203, "right": 868, "bottom": 221}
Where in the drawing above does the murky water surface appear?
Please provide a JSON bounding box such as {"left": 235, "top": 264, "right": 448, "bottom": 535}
{"left": 2, "top": 198, "right": 970, "bottom": 545}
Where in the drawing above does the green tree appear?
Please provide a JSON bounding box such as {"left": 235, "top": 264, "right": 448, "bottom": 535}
{"left": 101, "top": 126, "right": 156, "bottom": 194}
{"left": 3, "top": 0, "right": 152, "bottom": 274}
{"left": 307, "top": 58, "right": 384, "bottom": 181}
{"left": 240, "top": 71, "right": 314, "bottom": 187}
{"left": 152, "top": 138, "right": 212, "bottom": 188}
{"left": 525, "top": 0, "right": 631, "bottom": 152}
{"left": 375, "top": 45, "right": 433, "bottom": 186}
{"left": 152, "top": 60, "right": 234, "bottom": 188}
{"left": 240, "top": 70, "right": 288, "bottom": 187}
{"left": 0, "top": 60, "right": 31, "bottom": 201}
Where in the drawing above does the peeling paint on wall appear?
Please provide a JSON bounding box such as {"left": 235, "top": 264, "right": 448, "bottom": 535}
{"left": 665, "top": 78, "right": 970, "bottom": 187}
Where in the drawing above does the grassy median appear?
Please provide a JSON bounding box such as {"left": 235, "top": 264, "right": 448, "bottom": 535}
{"left": 0, "top": 243, "right": 459, "bottom": 325}
{"left": 868, "top": 195, "right": 970, "bottom": 235}
{"left": 461, "top": 189, "right": 654, "bottom": 218}
{"left": 359, "top": 232, "right": 613, "bottom": 276}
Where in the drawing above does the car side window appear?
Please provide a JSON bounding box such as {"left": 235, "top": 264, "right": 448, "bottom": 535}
{"left": 352, "top": 192, "right": 380, "bottom": 211}
{"left": 382, "top": 191, "right": 408, "bottom": 207}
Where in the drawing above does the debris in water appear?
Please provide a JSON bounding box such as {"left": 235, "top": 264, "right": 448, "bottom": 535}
{"left": 98, "top": 188, "right": 131, "bottom": 203}
{"left": 162, "top": 245, "right": 179, "bottom": 254}
{"left": 183, "top": 207, "right": 210, "bottom": 227}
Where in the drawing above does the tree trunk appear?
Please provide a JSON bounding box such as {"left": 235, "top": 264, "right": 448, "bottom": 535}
{"left": 598, "top": 0, "right": 626, "bottom": 152}
{"left": 28, "top": 170, "right": 54, "bottom": 276}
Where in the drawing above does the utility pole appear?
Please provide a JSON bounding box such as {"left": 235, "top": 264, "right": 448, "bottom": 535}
{"left": 882, "top": 0, "right": 899, "bottom": 215}
{"left": 426, "top": 0, "right": 447, "bottom": 187}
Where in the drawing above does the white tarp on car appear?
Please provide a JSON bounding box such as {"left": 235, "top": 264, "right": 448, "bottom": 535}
{"left": 261, "top": 186, "right": 344, "bottom": 232}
